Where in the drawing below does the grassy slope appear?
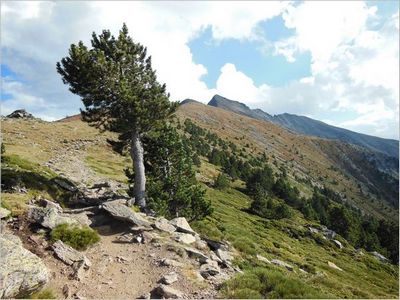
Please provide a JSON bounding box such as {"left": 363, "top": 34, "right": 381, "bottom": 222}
{"left": 1, "top": 115, "right": 398, "bottom": 298}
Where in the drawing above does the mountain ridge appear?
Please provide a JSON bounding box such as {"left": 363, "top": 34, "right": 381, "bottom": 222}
{"left": 205, "top": 94, "right": 399, "bottom": 159}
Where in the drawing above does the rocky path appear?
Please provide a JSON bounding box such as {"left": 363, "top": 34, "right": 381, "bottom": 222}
{"left": 43, "top": 226, "right": 215, "bottom": 299}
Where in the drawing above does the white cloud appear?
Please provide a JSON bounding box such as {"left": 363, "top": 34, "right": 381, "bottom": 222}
{"left": 0, "top": 0, "right": 288, "bottom": 118}
{"left": 210, "top": 1, "right": 399, "bottom": 139}
{"left": 1, "top": 1, "right": 398, "bottom": 139}
{"left": 215, "top": 63, "right": 269, "bottom": 105}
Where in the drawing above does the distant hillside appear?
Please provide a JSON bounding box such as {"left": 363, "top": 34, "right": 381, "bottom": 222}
{"left": 207, "top": 95, "right": 399, "bottom": 159}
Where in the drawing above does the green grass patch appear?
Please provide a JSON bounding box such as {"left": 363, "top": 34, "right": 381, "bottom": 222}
{"left": 221, "top": 267, "right": 329, "bottom": 298}
{"left": 50, "top": 223, "right": 100, "bottom": 250}
{"left": 27, "top": 288, "right": 56, "bottom": 299}
{"left": 1, "top": 154, "right": 73, "bottom": 213}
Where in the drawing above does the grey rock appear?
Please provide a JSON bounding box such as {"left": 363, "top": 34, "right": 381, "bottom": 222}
{"left": 52, "top": 240, "right": 91, "bottom": 266}
{"left": 160, "top": 258, "right": 184, "bottom": 268}
{"left": 215, "top": 249, "right": 233, "bottom": 264}
{"left": 194, "top": 239, "right": 209, "bottom": 251}
{"left": 333, "top": 240, "right": 343, "bottom": 249}
{"left": 199, "top": 263, "right": 220, "bottom": 278}
{"left": 327, "top": 261, "right": 343, "bottom": 271}
{"left": 28, "top": 206, "right": 79, "bottom": 229}
{"left": 154, "top": 218, "right": 176, "bottom": 233}
{"left": 205, "top": 238, "right": 229, "bottom": 251}
{"left": 256, "top": 254, "right": 271, "bottom": 264}
{"left": 170, "top": 217, "right": 195, "bottom": 235}
{"left": 6, "top": 109, "right": 34, "bottom": 119}
{"left": 371, "top": 251, "right": 388, "bottom": 262}
{"left": 184, "top": 247, "right": 209, "bottom": 263}
{"left": 0, "top": 234, "right": 50, "bottom": 298}
{"left": 173, "top": 232, "right": 196, "bottom": 244}
{"left": 54, "top": 178, "right": 77, "bottom": 192}
{"left": 151, "top": 284, "right": 183, "bottom": 299}
{"left": 271, "top": 259, "right": 294, "bottom": 271}
{"left": 308, "top": 227, "right": 319, "bottom": 234}
{"left": 101, "top": 200, "right": 152, "bottom": 227}
{"left": 161, "top": 272, "right": 179, "bottom": 285}
{"left": 0, "top": 207, "right": 11, "bottom": 219}
{"left": 38, "top": 198, "right": 63, "bottom": 212}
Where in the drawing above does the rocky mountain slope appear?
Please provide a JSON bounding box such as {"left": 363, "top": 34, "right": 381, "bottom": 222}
{"left": 1, "top": 110, "right": 398, "bottom": 299}
{"left": 208, "top": 94, "right": 399, "bottom": 159}
{"left": 178, "top": 101, "right": 398, "bottom": 220}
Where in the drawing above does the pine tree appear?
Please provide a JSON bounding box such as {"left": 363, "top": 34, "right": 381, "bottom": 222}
{"left": 137, "top": 124, "right": 212, "bottom": 221}
{"left": 56, "top": 24, "right": 176, "bottom": 209}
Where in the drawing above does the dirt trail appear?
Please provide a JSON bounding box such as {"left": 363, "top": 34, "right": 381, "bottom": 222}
{"left": 43, "top": 226, "right": 213, "bottom": 299}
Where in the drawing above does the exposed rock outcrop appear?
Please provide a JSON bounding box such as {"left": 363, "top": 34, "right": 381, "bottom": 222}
{"left": 6, "top": 109, "right": 34, "bottom": 119}
{"left": 0, "top": 234, "right": 49, "bottom": 298}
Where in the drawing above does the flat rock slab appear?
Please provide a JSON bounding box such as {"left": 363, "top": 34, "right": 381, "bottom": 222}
{"left": 0, "top": 234, "right": 50, "bottom": 298}
{"left": 173, "top": 232, "right": 196, "bottom": 245}
{"left": 52, "top": 240, "right": 90, "bottom": 266}
{"left": 154, "top": 218, "right": 176, "bottom": 233}
{"left": 170, "top": 217, "right": 195, "bottom": 235}
{"left": 161, "top": 272, "right": 178, "bottom": 285}
{"left": 184, "top": 247, "right": 209, "bottom": 263}
{"left": 328, "top": 261, "right": 343, "bottom": 271}
{"left": 256, "top": 254, "right": 271, "bottom": 264}
{"left": 271, "top": 259, "right": 294, "bottom": 271}
{"left": 28, "top": 206, "right": 79, "bottom": 229}
{"left": 151, "top": 284, "right": 184, "bottom": 299}
{"left": 101, "top": 200, "right": 152, "bottom": 227}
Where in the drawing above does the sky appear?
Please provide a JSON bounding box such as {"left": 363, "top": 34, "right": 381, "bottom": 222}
{"left": 1, "top": 1, "right": 399, "bottom": 139}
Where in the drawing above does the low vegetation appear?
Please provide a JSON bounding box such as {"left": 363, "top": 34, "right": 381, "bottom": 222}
{"left": 221, "top": 267, "right": 329, "bottom": 298}
{"left": 50, "top": 224, "right": 100, "bottom": 250}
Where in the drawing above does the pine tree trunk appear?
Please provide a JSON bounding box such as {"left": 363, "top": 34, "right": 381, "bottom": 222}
{"left": 131, "top": 131, "right": 146, "bottom": 208}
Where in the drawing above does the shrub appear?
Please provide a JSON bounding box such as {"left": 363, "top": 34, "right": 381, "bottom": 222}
{"left": 28, "top": 288, "right": 56, "bottom": 299}
{"left": 214, "top": 173, "right": 230, "bottom": 190}
{"left": 221, "top": 268, "right": 328, "bottom": 299}
{"left": 50, "top": 224, "right": 100, "bottom": 250}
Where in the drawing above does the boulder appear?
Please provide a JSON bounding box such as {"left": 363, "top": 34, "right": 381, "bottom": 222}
{"left": 215, "top": 249, "right": 233, "bottom": 264}
{"left": 371, "top": 251, "right": 388, "bottom": 262}
{"left": 204, "top": 238, "right": 229, "bottom": 251}
{"left": 184, "top": 247, "right": 209, "bottom": 263}
{"left": 0, "top": 234, "right": 49, "bottom": 298}
{"left": 256, "top": 254, "right": 271, "bottom": 264}
{"left": 327, "top": 261, "right": 343, "bottom": 271}
{"left": 173, "top": 232, "right": 196, "bottom": 245}
{"left": 333, "top": 240, "right": 343, "bottom": 249}
{"left": 151, "top": 284, "right": 183, "bottom": 299}
{"left": 101, "top": 200, "right": 152, "bottom": 227}
{"left": 28, "top": 206, "right": 79, "bottom": 229}
{"left": 6, "top": 109, "right": 34, "bottom": 119}
{"left": 0, "top": 207, "right": 11, "bottom": 219}
{"left": 154, "top": 218, "right": 176, "bottom": 233}
{"left": 53, "top": 178, "right": 77, "bottom": 192}
{"left": 170, "top": 217, "right": 195, "bottom": 235}
{"left": 161, "top": 272, "right": 179, "bottom": 285}
{"left": 52, "top": 240, "right": 90, "bottom": 266}
{"left": 308, "top": 227, "right": 319, "bottom": 234}
{"left": 271, "top": 259, "right": 294, "bottom": 271}
{"left": 199, "top": 263, "right": 221, "bottom": 278}
{"left": 160, "top": 258, "right": 184, "bottom": 268}
{"left": 38, "top": 199, "right": 63, "bottom": 212}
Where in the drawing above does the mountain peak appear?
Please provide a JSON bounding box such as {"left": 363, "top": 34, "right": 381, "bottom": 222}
{"left": 206, "top": 94, "right": 398, "bottom": 158}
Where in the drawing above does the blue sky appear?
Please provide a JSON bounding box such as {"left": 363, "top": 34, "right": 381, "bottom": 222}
{"left": 189, "top": 17, "right": 312, "bottom": 88}
{"left": 1, "top": 1, "right": 399, "bottom": 138}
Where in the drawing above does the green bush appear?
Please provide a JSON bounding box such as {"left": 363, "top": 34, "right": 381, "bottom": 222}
{"left": 221, "top": 267, "right": 328, "bottom": 299}
{"left": 214, "top": 173, "right": 230, "bottom": 190}
{"left": 27, "top": 288, "right": 56, "bottom": 299}
{"left": 50, "top": 224, "right": 100, "bottom": 250}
